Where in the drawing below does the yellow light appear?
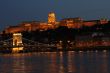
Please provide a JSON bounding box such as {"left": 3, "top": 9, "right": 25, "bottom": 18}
{"left": 12, "top": 47, "right": 23, "bottom": 53}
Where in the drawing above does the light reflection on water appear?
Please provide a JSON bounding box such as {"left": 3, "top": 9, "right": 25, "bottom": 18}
{"left": 0, "top": 51, "right": 110, "bottom": 73}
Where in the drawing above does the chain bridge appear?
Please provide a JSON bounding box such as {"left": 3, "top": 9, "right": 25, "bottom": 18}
{"left": 0, "top": 33, "right": 57, "bottom": 53}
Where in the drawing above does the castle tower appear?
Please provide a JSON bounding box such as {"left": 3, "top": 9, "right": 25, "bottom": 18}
{"left": 48, "top": 12, "right": 56, "bottom": 24}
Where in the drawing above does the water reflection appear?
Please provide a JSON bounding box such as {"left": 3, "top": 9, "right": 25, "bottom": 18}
{"left": 67, "top": 52, "right": 77, "bottom": 73}
{"left": 12, "top": 54, "right": 26, "bottom": 73}
{"left": 100, "top": 52, "right": 109, "bottom": 73}
{"left": 0, "top": 51, "right": 110, "bottom": 73}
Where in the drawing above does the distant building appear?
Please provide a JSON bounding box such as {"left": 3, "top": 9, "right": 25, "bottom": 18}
{"left": 83, "top": 19, "right": 108, "bottom": 27}
{"left": 75, "top": 32, "right": 110, "bottom": 48}
{"left": 4, "top": 21, "right": 48, "bottom": 33}
{"left": 19, "top": 21, "right": 40, "bottom": 31}
{"left": 4, "top": 26, "right": 24, "bottom": 33}
{"left": 100, "top": 18, "right": 108, "bottom": 24}
{"left": 60, "top": 17, "right": 83, "bottom": 28}
{"left": 83, "top": 20, "right": 98, "bottom": 27}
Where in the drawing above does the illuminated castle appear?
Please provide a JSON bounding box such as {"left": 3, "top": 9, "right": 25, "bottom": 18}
{"left": 2, "top": 12, "right": 109, "bottom": 34}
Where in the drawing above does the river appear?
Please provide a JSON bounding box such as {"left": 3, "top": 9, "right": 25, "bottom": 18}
{"left": 0, "top": 51, "right": 110, "bottom": 73}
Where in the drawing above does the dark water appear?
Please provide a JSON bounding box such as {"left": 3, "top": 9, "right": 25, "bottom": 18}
{"left": 0, "top": 51, "right": 110, "bottom": 73}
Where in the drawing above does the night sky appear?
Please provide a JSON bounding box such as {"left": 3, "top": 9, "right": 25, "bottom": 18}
{"left": 0, "top": 0, "right": 110, "bottom": 30}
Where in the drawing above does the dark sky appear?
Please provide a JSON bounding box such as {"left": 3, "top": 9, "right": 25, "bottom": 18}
{"left": 0, "top": 0, "right": 110, "bottom": 30}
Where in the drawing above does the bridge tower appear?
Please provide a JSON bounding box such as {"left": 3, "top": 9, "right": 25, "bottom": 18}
{"left": 12, "top": 33, "right": 23, "bottom": 53}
